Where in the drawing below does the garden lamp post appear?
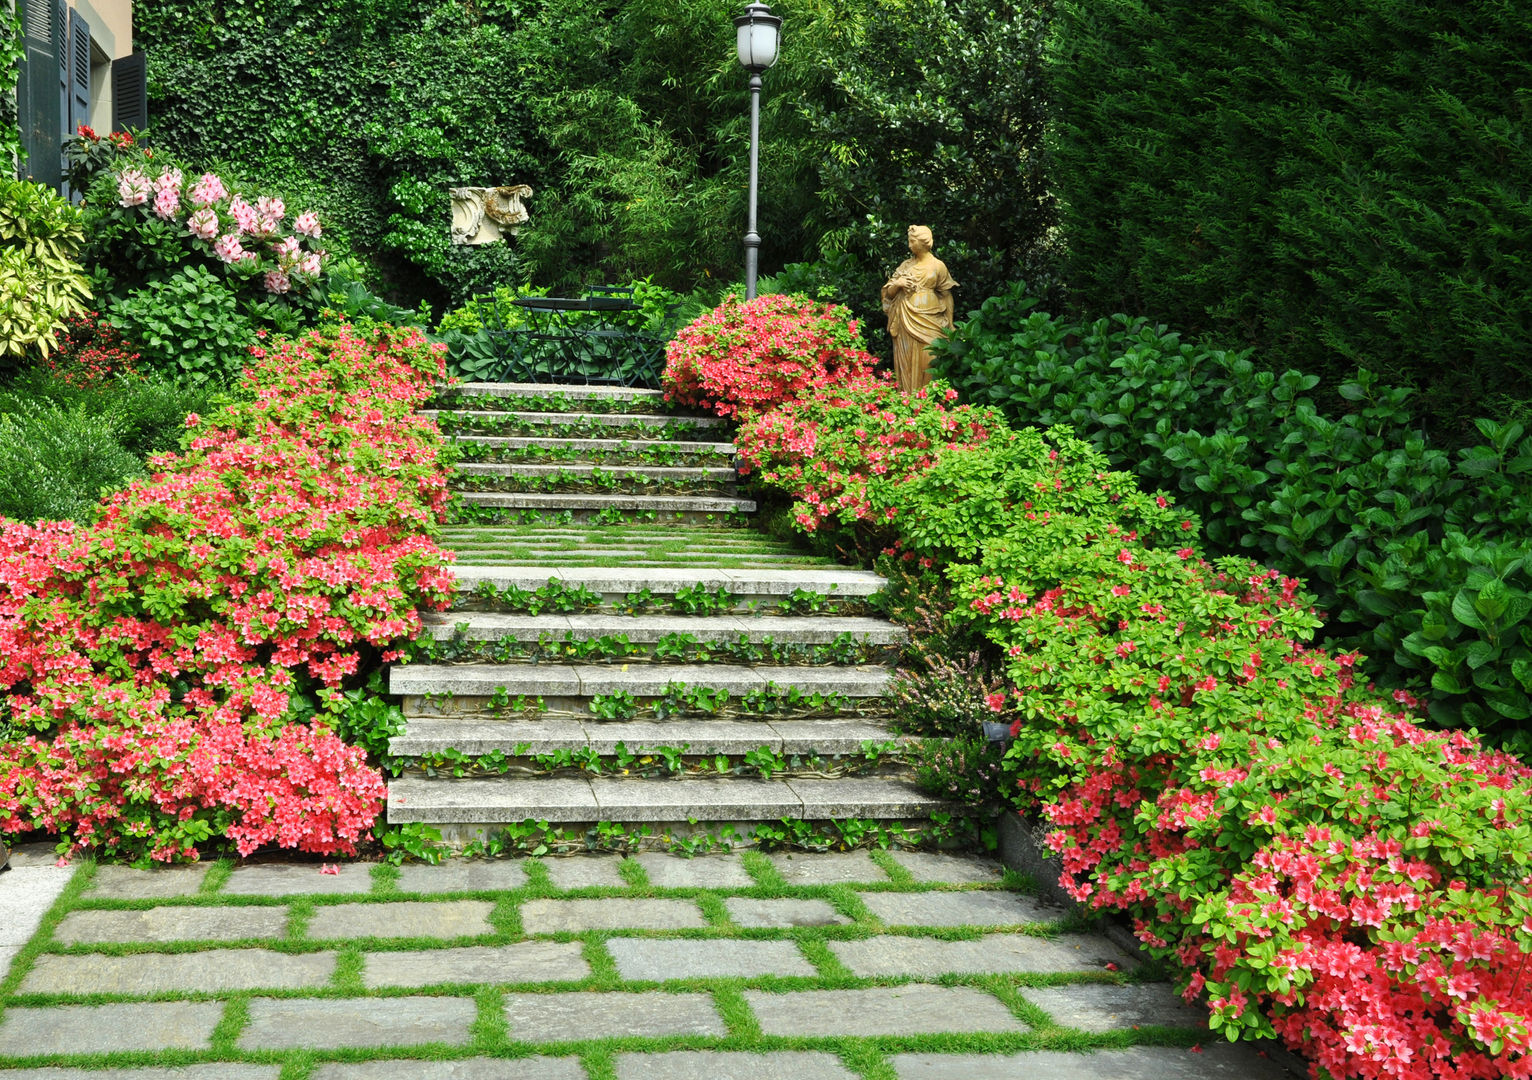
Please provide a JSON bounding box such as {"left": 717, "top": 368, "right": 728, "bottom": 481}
{"left": 735, "top": 1, "right": 781, "bottom": 300}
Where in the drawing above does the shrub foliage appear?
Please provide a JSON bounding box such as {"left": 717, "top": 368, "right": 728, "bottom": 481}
{"left": 1049, "top": 0, "right": 1532, "bottom": 425}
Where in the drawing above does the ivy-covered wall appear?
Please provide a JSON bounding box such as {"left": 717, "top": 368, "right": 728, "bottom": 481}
{"left": 0, "top": 4, "right": 22, "bottom": 174}
{"left": 1048, "top": 0, "right": 1532, "bottom": 430}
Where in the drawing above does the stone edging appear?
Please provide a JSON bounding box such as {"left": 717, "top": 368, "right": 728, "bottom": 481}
{"left": 995, "top": 813, "right": 1312, "bottom": 1080}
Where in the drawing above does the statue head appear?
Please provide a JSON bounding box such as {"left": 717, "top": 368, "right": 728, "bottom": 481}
{"left": 907, "top": 225, "right": 934, "bottom": 254}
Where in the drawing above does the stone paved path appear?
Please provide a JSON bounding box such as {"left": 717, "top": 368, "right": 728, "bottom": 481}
{"left": 0, "top": 845, "right": 1302, "bottom": 1079}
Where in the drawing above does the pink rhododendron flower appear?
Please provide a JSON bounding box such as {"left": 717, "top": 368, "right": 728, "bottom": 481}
{"left": 152, "top": 186, "right": 180, "bottom": 220}
{"left": 229, "top": 194, "right": 258, "bottom": 233}
{"left": 263, "top": 269, "right": 291, "bottom": 294}
{"left": 256, "top": 195, "right": 285, "bottom": 221}
{"left": 116, "top": 169, "right": 152, "bottom": 207}
{"left": 296, "top": 252, "right": 322, "bottom": 278}
{"left": 292, "top": 210, "right": 321, "bottom": 238}
{"left": 213, "top": 234, "right": 245, "bottom": 263}
{"left": 186, "top": 208, "right": 219, "bottom": 240}
{"left": 189, "top": 172, "right": 227, "bottom": 207}
{"left": 153, "top": 168, "right": 183, "bottom": 193}
{"left": 272, "top": 236, "right": 301, "bottom": 266}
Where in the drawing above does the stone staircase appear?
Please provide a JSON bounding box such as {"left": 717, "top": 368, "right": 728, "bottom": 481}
{"left": 387, "top": 381, "right": 949, "bottom": 844}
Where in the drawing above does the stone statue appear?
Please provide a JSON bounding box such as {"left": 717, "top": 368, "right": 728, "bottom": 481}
{"left": 449, "top": 185, "right": 534, "bottom": 245}
{"left": 881, "top": 224, "right": 957, "bottom": 392}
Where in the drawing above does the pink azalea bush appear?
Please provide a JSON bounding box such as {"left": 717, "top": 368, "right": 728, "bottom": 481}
{"left": 0, "top": 321, "right": 456, "bottom": 862}
{"left": 738, "top": 349, "right": 1532, "bottom": 1077}
{"left": 662, "top": 293, "right": 878, "bottom": 419}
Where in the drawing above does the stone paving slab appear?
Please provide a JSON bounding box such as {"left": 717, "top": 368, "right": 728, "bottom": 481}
{"left": 768, "top": 852, "right": 889, "bottom": 885}
{"left": 540, "top": 856, "right": 628, "bottom": 890}
{"left": 746, "top": 984, "right": 1028, "bottom": 1037}
{"left": 857, "top": 889, "right": 1060, "bottom": 927}
{"left": 52, "top": 905, "right": 288, "bottom": 944}
{"left": 787, "top": 778, "right": 949, "bottom": 818}
{"left": 724, "top": 897, "right": 851, "bottom": 928}
{"left": 1025, "top": 983, "right": 1208, "bottom": 1032}
{"left": 0, "top": 1067, "right": 279, "bottom": 1080}
{"left": 86, "top": 864, "right": 209, "bottom": 899}
{"left": 395, "top": 860, "right": 530, "bottom": 893}
{"left": 0, "top": 866, "right": 75, "bottom": 947}
{"left": 888, "top": 1045, "right": 1298, "bottom": 1079}
{"left": 20, "top": 949, "right": 338, "bottom": 994}
{"left": 222, "top": 863, "right": 374, "bottom": 896}
{"left": 521, "top": 898, "right": 706, "bottom": 933}
{"left": 504, "top": 991, "right": 726, "bottom": 1040}
{"left": 238, "top": 995, "right": 478, "bottom": 1050}
{"left": 607, "top": 937, "right": 816, "bottom": 980}
{"left": 1, "top": 843, "right": 62, "bottom": 869}
{"left": 0, "top": 1001, "right": 223, "bottom": 1054}
{"left": 313, "top": 1060, "right": 585, "bottom": 1080}
{"left": 0, "top": 947, "right": 19, "bottom": 981}
{"left": 888, "top": 851, "right": 1005, "bottom": 884}
{"left": 306, "top": 900, "right": 496, "bottom": 940}
{"left": 615, "top": 1050, "right": 857, "bottom": 1079}
{"left": 832, "top": 932, "right": 1131, "bottom": 976}
{"left": 363, "top": 942, "right": 590, "bottom": 988}
{"left": 633, "top": 853, "right": 754, "bottom": 888}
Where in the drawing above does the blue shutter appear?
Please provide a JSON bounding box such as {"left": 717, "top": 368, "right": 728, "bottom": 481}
{"left": 112, "top": 52, "right": 148, "bottom": 134}
{"left": 67, "top": 7, "right": 89, "bottom": 137}
{"left": 15, "top": 0, "right": 62, "bottom": 186}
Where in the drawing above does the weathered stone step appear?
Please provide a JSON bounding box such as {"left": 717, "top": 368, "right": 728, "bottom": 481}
{"left": 450, "top": 565, "right": 887, "bottom": 608}
{"left": 422, "top": 612, "right": 906, "bottom": 646}
{"left": 428, "top": 410, "right": 727, "bottom": 439}
{"left": 456, "top": 463, "right": 738, "bottom": 482}
{"left": 454, "top": 462, "right": 737, "bottom": 497}
{"left": 457, "top": 491, "right": 756, "bottom": 523}
{"left": 438, "top": 382, "right": 667, "bottom": 407}
{"left": 390, "top": 663, "right": 893, "bottom": 700}
{"left": 389, "top": 716, "right": 909, "bottom": 757}
{"left": 449, "top": 435, "right": 736, "bottom": 464}
{"left": 386, "top": 774, "right": 950, "bottom": 825}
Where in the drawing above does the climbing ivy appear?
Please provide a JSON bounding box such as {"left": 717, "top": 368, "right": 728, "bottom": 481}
{"left": 0, "top": 6, "right": 23, "bottom": 174}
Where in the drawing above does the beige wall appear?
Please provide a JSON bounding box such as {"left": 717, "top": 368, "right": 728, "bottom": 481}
{"left": 67, "top": 0, "right": 133, "bottom": 133}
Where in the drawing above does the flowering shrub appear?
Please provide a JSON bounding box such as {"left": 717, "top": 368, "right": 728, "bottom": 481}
{"left": 76, "top": 131, "right": 331, "bottom": 333}
{"left": 40, "top": 313, "right": 141, "bottom": 387}
{"left": 0, "top": 321, "right": 456, "bottom": 861}
{"left": 736, "top": 376, "right": 999, "bottom": 550}
{"left": 662, "top": 293, "right": 877, "bottom": 419}
{"left": 744, "top": 368, "right": 1532, "bottom": 1078}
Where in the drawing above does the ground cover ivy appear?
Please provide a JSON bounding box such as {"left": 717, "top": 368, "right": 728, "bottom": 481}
{"left": 0, "top": 320, "right": 457, "bottom": 862}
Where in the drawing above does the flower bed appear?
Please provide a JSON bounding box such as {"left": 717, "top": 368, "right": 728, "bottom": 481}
{"left": 0, "top": 321, "right": 455, "bottom": 861}
{"left": 733, "top": 325, "right": 1532, "bottom": 1078}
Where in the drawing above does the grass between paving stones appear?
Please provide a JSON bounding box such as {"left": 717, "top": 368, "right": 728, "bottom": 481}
{"left": 0, "top": 861, "right": 1206, "bottom": 1078}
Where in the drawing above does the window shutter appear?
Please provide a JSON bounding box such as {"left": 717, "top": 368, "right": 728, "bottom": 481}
{"left": 16, "top": 0, "right": 62, "bottom": 186}
{"left": 111, "top": 52, "right": 147, "bottom": 134}
{"left": 67, "top": 8, "right": 89, "bottom": 139}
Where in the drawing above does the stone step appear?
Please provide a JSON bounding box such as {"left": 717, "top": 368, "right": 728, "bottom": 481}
{"left": 427, "top": 409, "right": 727, "bottom": 434}
{"left": 422, "top": 612, "right": 907, "bottom": 646}
{"left": 450, "top": 565, "right": 887, "bottom": 609}
{"left": 449, "top": 435, "right": 736, "bottom": 465}
{"left": 389, "top": 716, "right": 909, "bottom": 757}
{"left": 453, "top": 462, "right": 737, "bottom": 497}
{"left": 456, "top": 491, "right": 756, "bottom": 525}
{"left": 437, "top": 382, "right": 667, "bottom": 407}
{"left": 386, "top": 774, "right": 950, "bottom": 826}
{"left": 389, "top": 663, "right": 893, "bottom": 700}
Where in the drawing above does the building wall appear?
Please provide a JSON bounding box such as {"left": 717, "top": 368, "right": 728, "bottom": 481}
{"left": 68, "top": 0, "right": 132, "bottom": 134}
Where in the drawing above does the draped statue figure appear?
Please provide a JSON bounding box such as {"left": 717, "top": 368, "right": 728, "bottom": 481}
{"left": 881, "top": 224, "right": 957, "bottom": 391}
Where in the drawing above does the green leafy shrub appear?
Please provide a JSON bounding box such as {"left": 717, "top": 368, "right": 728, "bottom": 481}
{"left": 107, "top": 266, "right": 257, "bottom": 384}
{"left": 0, "top": 179, "right": 92, "bottom": 360}
{"left": 931, "top": 295, "right": 1532, "bottom": 744}
{"left": 1049, "top": 0, "right": 1532, "bottom": 430}
{"left": 0, "top": 399, "right": 143, "bottom": 522}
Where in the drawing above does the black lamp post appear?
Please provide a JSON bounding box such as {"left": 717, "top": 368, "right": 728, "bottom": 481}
{"left": 734, "top": 1, "right": 781, "bottom": 300}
